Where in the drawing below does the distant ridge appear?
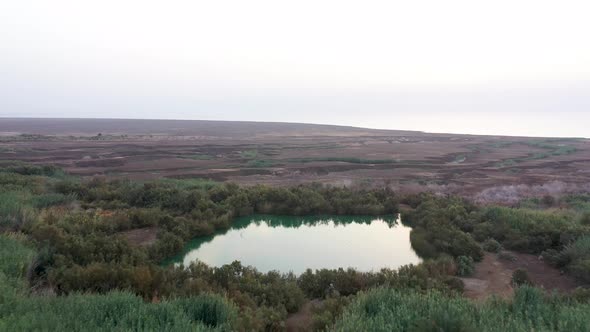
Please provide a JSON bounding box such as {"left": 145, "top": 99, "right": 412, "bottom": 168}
{"left": 0, "top": 118, "right": 422, "bottom": 137}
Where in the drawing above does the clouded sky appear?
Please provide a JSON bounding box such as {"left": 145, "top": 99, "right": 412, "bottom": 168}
{"left": 1, "top": 0, "right": 589, "bottom": 136}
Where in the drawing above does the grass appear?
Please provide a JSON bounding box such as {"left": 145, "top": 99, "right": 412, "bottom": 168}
{"left": 495, "top": 140, "right": 578, "bottom": 168}
{"left": 333, "top": 287, "right": 590, "bottom": 331}
{"left": 0, "top": 191, "right": 37, "bottom": 231}
{"left": 0, "top": 234, "right": 237, "bottom": 331}
{"left": 239, "top": 150, "right": 258, "bottom": 159}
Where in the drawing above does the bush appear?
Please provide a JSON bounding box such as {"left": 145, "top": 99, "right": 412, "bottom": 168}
{"left": 456, "top": 256, "right": 474, "bottom": 277}
{"left": 443, "top": 277, "right": 465, "bottom": 293}
{"left": 512, "top": 268, "right": 533, "bottom": 287}
{"left": 410, "top": 227, "right": 483, "bottom": 261}
{"left": 497, "top": 251, "right": 517, "bottom": 262}
{"left": 569, "top": 287, "right": 590, "bottom": 303}
{"left": 312, "top": 296, "right": 352, "bottom": 331}
{"left": 570, "top": 260, "right": 590, "bottom": 283}
{"left": 579, "top": 212, "right": 590, "bottom": 226}
{"left": 542, "top": 236, "right": 590, "bottom": 282}
{"left": 482, "top": 238, "right": 502, "bottom": 253}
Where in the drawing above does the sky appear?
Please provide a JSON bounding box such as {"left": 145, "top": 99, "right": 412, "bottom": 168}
{"left": 1, "top": 0, "right": 589, "bottom": 137}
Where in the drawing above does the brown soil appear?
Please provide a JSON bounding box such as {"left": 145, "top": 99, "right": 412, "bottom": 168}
{"left": 119, "top": 227, "right": 158, "bottom": 247}
{"left": 461, "top": 253, "right": 514, "bottom": 301}
{"left": 462, "top": 251, "right": 581, "bottom": 301}
{"left": 285, "top": 299, "right": 322, "bottom": 332}
{"left": 1, "top": 118, "right": 590, "bottom": 201}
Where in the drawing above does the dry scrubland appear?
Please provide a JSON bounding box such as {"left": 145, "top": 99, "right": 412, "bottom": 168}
{"left": 1, "top": 118, "right": 589, "bottom": 202}
{"left": 2, "top": 119, "right": 590, "bottom": 331}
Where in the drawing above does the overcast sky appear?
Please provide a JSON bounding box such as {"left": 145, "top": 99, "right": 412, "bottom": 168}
{"left": 1, "top": 0, "right": 589, "bottom": 137}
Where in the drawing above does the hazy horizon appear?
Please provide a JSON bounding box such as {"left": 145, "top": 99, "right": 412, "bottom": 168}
{"left": 2, "top": 1, "right": 589, "bottom": 137}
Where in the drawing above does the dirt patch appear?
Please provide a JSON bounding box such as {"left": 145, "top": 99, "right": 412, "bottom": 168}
{"left": 285, "top": 299, "right": 322, "bottom": 332}
{"left": 461, "top": 253, "right": 514, "bottom": 301}
{"left": 462, "top": 251, "right": 581, "bottom": 301}
{"left": 119, "top": 227, "right": 158, "bottom": 247}
{"left": 504, "top": 252, "right": 580, "bottom": 292}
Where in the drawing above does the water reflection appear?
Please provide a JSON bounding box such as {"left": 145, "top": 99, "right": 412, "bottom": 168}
{"left": 168, "top": 215, "right": 421, "bottom": 274}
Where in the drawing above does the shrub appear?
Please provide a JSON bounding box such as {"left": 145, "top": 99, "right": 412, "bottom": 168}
{"left": 443, "top": 277, "right": 465, "bottom": 293}
{"left": 482, "top": 238, "right": 502, "bottom": 253}
{"left": 542, "top": 248, "right": 570, "bottom": 267}
{"left": 456, "top": 256, "right": 475, "bottom": 277}
{"left": 312, "top": 296, "right": 352, "bottom": 331}
{"left": 579, "top": 212, "right": 590, "bottom": 226}
{"left": 570, "top": 260, "right": 590, "bottom": 283}
{"left": 511, "top": 268, "right": 533, "bottom": 287}
{"left": 569, "top": 287, "right": 590, "bottom": 303}
{"left": 410, "top": 226, "right": 483, "bottom": 261}
{"left": 497, "top": 251, "right": 517, "bottom": 262}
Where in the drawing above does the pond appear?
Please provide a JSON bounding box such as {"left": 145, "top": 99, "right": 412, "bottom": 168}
{"left": 167, "top": 215, "right": 421, "bottom": 274}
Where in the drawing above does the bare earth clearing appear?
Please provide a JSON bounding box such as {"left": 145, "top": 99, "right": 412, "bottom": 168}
{"left": 1, "top": 118, "right": 589, "bottom": 201}
{"left": 462, "top": 252, "right": 580, "bottom": 301}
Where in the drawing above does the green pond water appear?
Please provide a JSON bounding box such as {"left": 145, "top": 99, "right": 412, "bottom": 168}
{"left": 167, "top": 215, "right": 421, "bottom": 274}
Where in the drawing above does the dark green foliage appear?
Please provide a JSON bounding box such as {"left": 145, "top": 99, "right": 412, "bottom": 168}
{"left": 482, "top": 238, "right": 502, "bottom": 253}
{"left": 475, "top": 207, "right": 581, "bottom": 254}
{"left": 405, "top": 196, "right": 483, "bottom": 261}
{"left": 409, "top": 309, "right": 476, "bottom": 332}
{"left": 29, "top": 193, "right": 76, "bottom": 208}
{"left": 0, "top": 235, "right": 237, "bottom": 331}
{"left": 569, "top": 287, "right": 590, "bottom": 303}
{"left": 297, "top": 257, "right": 459, "bottom": 300}
{"left": 580, "top": 212, "right": 590, "bottom": 226}
{"left": 3, "top": 163, "right": 590, "bottom": 331}
{"left": 512, "top": 268, "right": 533, "bottom": 287}
{"left": 543, "top": 236, "right": 590, "bottom": 283}
{"left": 312, "top": 296, "right": 352, "bottom": 331}
{"left": 443, "top": 276, "right": 465, "bottom": 293}
{"left": 456, "top": 256, "right": 475, "bottom": 277}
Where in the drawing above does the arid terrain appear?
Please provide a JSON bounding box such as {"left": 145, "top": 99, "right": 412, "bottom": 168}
{"left": 1, "top": 118, "right": 589, "bottom": 200}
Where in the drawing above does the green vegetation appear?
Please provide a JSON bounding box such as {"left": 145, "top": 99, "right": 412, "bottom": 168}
{"left": 0, "top": 235, "right": 237, "bottom": 331}
{"left": 404, "top": 196, "right": 483, "bottom": 261}
{"left": 333, "top": 286, "right": 590, "bottom": 331}
{"left": 0, "top": 164, "right": 406, "bottom": 330}
{"left": 512, "top": 268, "right": 533, "bottom": 287}
{"left": 246, "top": 159, "right": 276, "bottom": 167}
{"left": 495, "top": 139, "right": 578, "bottom": 167}
{"left": 482, "top": 238, "right": 502, "bottom": 253}
{"left": 543, "top": 236, "right": 590, "bottom": 283}
{"left": 498, "top": 251, "right": 517, "bottom": 262}
{"left": 239, "top": 149, "right": 258, "bottom": 159}
{"left": 179, "top": 154, "right": 214, "bottom": 160}
{"left": 456, "top": 256, "right": 475, "bottom": 277}
{"left": 1, "top": 164, "right": 589, "bottom": 331}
